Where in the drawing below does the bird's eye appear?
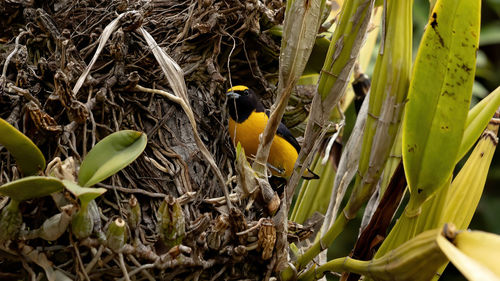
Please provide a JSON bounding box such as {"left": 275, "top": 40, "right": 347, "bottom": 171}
{"left": 243, "top": 89, "right": 249, "bottom": 96}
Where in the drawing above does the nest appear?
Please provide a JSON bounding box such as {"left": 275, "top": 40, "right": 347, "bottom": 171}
{"left": 0, "top": 0, "right": 316, "bottom": 280}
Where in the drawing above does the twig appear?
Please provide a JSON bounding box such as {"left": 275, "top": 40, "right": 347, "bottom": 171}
{"left": 203, "top": 193, "right": 240, "bottom": 205}
{"left": 118, "top": 253, "right": 131, "bottom": 281}
{"left": 127, "top": 254, "right": 155, "bottom": 281}
{"left": 71, "top": 240, "right": 91, "bottom": 281}
{"left": 85, "top": 245, "right": 104, "bottom": 274}
{"left": 6, "top": 83, "right": 42, "bottom": 108}
{"left": 1, "top": 30, "right": 30, "bottom": 83}
{"left": 117, "top": 263, "right": 155, "bottom": 281}
{"left": 210, "top": 265, "right": 227, "bottom": 281}
{"left": 96, "top": 182, "right": 167, "bottom": 198}
{"left": 21, "top": 260, "right": 36, "bottom": 281}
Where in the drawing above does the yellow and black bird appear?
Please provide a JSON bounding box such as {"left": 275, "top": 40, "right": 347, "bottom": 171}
{"left": 226, "top": 85, "right": 318, "bottom": 180}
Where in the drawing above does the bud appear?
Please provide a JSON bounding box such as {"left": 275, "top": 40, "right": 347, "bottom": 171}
{"left": 158, "top": 196, "right": 185, "bottom": 249}
{"left": 0, "top": 200, "right": 22, "bottom": 242}
{"left": 106, "top": 218, "right": 127, "bottom": 252}
{"left": 127, "top": 195, "right": 141, "bottom": 229}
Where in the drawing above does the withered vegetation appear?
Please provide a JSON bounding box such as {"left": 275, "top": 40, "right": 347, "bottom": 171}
{"left": 0, "top": 0, "right": 319, "bottom": 280}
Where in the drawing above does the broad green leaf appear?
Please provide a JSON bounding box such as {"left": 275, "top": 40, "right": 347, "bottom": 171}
{"left": 78, "top": 130, "right": 147, "bottom": 187}
{"left": 458, "top": 86, "right": 500, "bottom": 161}
{"left": 291, "top": 153, "right": 335, "bottom": 223}
{"left": 0, "top": 176, "right": 64, "bottom": 202}
{"left": 429, "top": 0, "right": 437, "bottom": 11}
{"left": 0, "top": 118, "right": 45, "bottom": 176}
{"left": 289, "top": 0, "right": 376, "bottom": 267}
{"left": 305, "top": 228, "right": 448, "bottom": 281}
{"left": 375, "top": 115, "right": 499, "bottom": 276}
{"left": 402, "top": 0, "right": 480, "bottom": 210}
{"left": 63, "top": 180, "right": 106, "bottom": 208}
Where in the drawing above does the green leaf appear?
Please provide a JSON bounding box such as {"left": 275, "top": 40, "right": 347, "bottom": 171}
{"left": 402, "top": 0, "right": 480, "bottom": 210}
{"left": 62, "top": 180, "right": 106, "bottom": 208}
{"left": 458, "top": 86, "right": 500, "bottom": 161}
{"left": 303, "top": 35, "right": 331, "bottom": 75}
{"left": 0, "top": 118, "right": 45, "bottom": 176}
{"left": 78, "top": 130, "right": 147, "bottom": 187}
{"left": 0, "top": 176, "right": 64, "bottom": 202}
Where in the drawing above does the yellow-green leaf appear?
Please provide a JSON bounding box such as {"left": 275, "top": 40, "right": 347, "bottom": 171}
{"left": 78, "top": 130, "right": 147, "bottom": 187}
{"left": 0, "top": 118, "right": 45, "bottom": 176}
{"left": 437, "top": 230, "right": 500, "bottom": 281}
{"left": 402, "top": 0, "right": 480, "bottom": 210}
{"left": 442, "top": 117, "right": 499, "bottom": 229}
{"left": 458, "top": 86, "right": 500, "bottom": 161}
{"left": 454, "top": 230, "right": 500, "bottom": 278}
{"left": 0, "top": 176, "right": 64, "bottom": 202}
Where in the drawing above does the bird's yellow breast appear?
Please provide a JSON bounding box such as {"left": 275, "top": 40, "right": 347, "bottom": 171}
{"left": 228, "top": 111, "right": 298, "bottom": 178}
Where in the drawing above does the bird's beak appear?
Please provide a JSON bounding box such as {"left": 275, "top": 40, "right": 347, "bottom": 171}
{"left": 227, "top": 91, "right": 240, "bottom": 99}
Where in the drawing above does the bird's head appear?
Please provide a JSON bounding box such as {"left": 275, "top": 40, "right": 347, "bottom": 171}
{"left": 226, "top": 85, "right": 263, "bottom": 122}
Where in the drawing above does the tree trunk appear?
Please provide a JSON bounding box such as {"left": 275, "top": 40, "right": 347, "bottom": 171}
{"left": 0, "top": 0, "right": 287, "bottom": 279}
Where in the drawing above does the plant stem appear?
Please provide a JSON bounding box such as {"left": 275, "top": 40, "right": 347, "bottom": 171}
{"left": 298, "top": 257, "right": 366, "bottom": 281}
{"left": 295, "top": 211, "right": 350, "bottom": 270}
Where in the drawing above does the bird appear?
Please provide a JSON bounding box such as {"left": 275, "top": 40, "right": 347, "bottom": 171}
{"left": 226, "top": 85, "right": 318, "bottom": 180}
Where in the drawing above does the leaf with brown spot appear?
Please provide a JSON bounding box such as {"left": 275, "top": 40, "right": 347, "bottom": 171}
{"left": 402, "top": 0, "right": 481, "bottom": 211}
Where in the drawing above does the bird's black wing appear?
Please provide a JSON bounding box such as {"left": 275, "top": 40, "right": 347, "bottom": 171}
{"left": 264, "top": 110, "right": 301, "bottom": 153}
{"left": 277, "top": 122, "right": 301, "bottom": 153}
{"left": 264, "top": 112, "right": 319, "bottom": 180}
{"left": 277, "top": 122, "right": 319, "bottom": 179}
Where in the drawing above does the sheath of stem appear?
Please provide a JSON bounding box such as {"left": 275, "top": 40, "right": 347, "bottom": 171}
{"left": 346, "top": 0, "right": 412, "bottom": 219}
